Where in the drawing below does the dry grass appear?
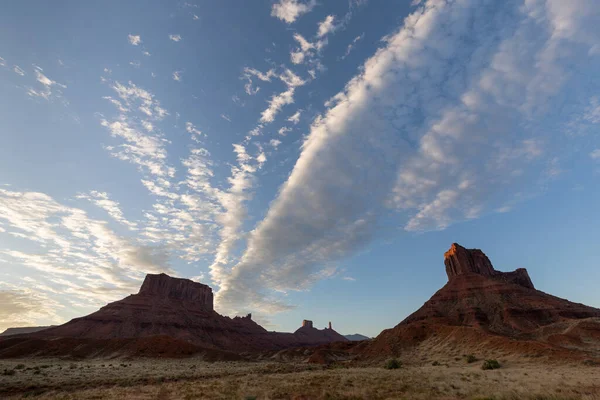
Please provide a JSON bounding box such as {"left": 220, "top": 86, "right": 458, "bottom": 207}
{"left": 1, "top": 358, "right": 599, "bottom": 399}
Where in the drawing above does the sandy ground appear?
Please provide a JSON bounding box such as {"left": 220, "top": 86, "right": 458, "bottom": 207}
{"left": 1, "top": 357, "right": 599, "bottom": 399}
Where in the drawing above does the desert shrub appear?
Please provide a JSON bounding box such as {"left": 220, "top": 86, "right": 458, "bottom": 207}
{"left": 14, "top": 364, "right": 25, "bottom": 370}
{"left": 2, "top": 369, "right": 16, "bottom": 376}
{"left": 244, "top": 396, "right": 258, "bottom": 400}
{"left": 33, "top": 369, "right": 41, "bottom": 375}
{"left": 466, "top": 354, "right": 478, "bottom": 363}
{"left": 583, "top": 359, "right": 599, "bottom": 366}
{"left": 384, "top": 358, "right": 402, "bottom": 369}
{"left": 481, "top": 359, "right": 501, "bottom": 370}
{"left": 431, "top": 361, "right": 441, "bottom": 366}
{"left": 69, "top": 363, "right": 77, "bottom": 370}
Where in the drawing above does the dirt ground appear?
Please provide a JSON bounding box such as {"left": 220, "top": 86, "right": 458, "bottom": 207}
{"left": 1, "top": 357, "right": 599, "bottom": 399}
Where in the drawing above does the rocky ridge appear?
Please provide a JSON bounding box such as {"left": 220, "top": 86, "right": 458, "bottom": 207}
{"left": 0, "top": 273, "right": 347, "bottom": 357}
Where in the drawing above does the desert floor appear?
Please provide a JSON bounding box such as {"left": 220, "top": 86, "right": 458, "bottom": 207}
{"left": 1, "top": 357, "right": 599, "bottom": 400}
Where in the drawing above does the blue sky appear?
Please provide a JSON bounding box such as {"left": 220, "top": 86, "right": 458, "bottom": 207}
{"left": 1, "top": 0, "right": 600, "bottom": 337}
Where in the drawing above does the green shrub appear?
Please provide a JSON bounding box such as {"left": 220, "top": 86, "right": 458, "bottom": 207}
{"left": 481, "top": 359, "right": 501, "bottom": 370}
{"left": 466, "top": 354, "right": 478, "bottom": 363}
{"left": 14, "top": 364, "right": 25, "bottom": 370}
{"left": 431, "top": 361, "right": 441, "bottom": 366}
{"left": 384, "top": 358, "right": 402, "bottom": 369}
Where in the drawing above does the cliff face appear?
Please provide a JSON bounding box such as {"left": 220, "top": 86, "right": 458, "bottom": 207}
{"left": 363, "top": 243, "right": 600, "bottom": 357}
{"left": 444, "top": 243, "right": 534, "bottom": 289}
{"left": 139, "top": 273, "right": 213, "bottom": 310}
{"left": 26, "top": 274, "right": 346, "bottom": 353}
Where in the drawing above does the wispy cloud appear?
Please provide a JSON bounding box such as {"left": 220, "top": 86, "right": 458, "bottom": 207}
{"left": 13, "top": 65, "right": 25, "bottom": 76}
{"left": 77, "top": 191, "right": 137, "bottom": 230}
{"left": 271, "top": 0, "right": 316, "bottom": 24}
{"left": 128, "top": 34, "right": 142, "bottom": 46}
{"left": 259, "top": 69, "right": 306, "bottom": 124}
{"left": 27, "top": 69, "right": 67, "bottom": 100}
{"left": 215, "top": 0, "right": 600, "bottom": 315}
{"left": 169, "top": 34, "right": 182, "bottom": 42}
{"left": 317, "top": 15, "right": 336, "bottom": 38}
{"left": 172, "top": 70, "right": 182, "bottom": 81}
{"left": 340, "top": 34, "right": 364, "bottom": 60}
{"left": 287, "top": 110, "right": 302, "bottom": 124}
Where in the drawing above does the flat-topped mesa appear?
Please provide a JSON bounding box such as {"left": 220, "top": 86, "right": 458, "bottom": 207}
{"left": 444, "top": 243, "right": 495, "bottom": 278}
{"left": 444, "top": 243, "right": 535, "bottom": 289}
{"left": 302, "top": 320, "right": 314, "bottom": 328}
{"left": 138, "top": 273, "right": 214, "bottom": 310}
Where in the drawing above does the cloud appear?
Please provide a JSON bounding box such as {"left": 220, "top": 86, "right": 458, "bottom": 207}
{"left": 287, "top": 110, "right": 302, "bottom": 124}
{"left": 172, "top": 71, "right": 182, "bottom": 81}
{"left": 221, "top": 114, "right": 232, "bottom": 122}
{"left": 0, "top": 57, "right": 6, "bottom": 67}
{"left": 0, "top": 188, "right": 171, "bottom": 311}
{"left": 342, "top": 276, "right": 356, "bottom": 281}
{"left": 169, "top": 34, "right": 182, "bottom": 42}
{"left": 77, "top": 191, "right": 137, "bottom": 230}
{"left": 340, "top": 34, "right": 364, "bottom": 60}
{"left": 271, "top": 0, "right": 317, "bottom": 24}
{"left": 214, "top": 0, "right": 600, "bottom": 315}
{"left": 0, "top": 288, "right": 62, "bottom": 332}
{"left": 278, "top": 127, "right": 292, "bottom": 136}
{"left": 270, "top": 139, "right": 282, "bottom": 148}
{"left": 317, "top": 15, "right": 336, "bottom": 38}
{"left": 258, "top": 69, "right": 307, "bottom": 124}
{"left": 27, "top": 69, "right": 67, "bottom": 100}
{"left": 13, "top": 66, "right": 25, "bottom": 76}
{"left": 128, "top": 34, "right": 142, "bottom": 46}
{"left": 591, "top": 149, "right": 600, "bottom": 160}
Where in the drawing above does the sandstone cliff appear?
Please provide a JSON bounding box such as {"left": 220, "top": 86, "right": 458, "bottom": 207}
{"left": 363, "top": 243, "right": 600, "bottom": 357}
{"left": 11, "top": 274, "right": 346, "bottom": 354}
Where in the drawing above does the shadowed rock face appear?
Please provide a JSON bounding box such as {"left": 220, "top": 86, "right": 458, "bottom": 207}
{"left": 139, "top": 273, "right": 213, "bottom": 311}
{"left": 17, "top": 274, "right": 346, "bottom": 353}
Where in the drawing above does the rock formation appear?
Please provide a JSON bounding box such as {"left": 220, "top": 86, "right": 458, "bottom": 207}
{"left": 444, "top": 243, "right": 534, "bottom": 289}
{"left": 363, "top": 243, "right": 600, "bottom": 358}
{"left": 2, "top": 274, "right": 347, "bottom": 356}
{"left": 138, "top": 273, "right": 214, "bottom": 310}
{"left": 0, "top": 326, "right": 54, "bottom": 337}
{"left": 302, "top": 320, "right": 313, "bottom": 328}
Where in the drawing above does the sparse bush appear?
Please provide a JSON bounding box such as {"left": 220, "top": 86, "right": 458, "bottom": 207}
{"left": 384, "top": 358, "right": 402, "bottom": 369}
{"left": 2, "top": 369, "right": 16, "bottom": 376}
{"left": 466, "top": 354, "right": 478, "bottom": 363}
{"left": 583, "top": 359, "right": 599, "bottom": 366}
{"left": 431, "top": 361, "right": 441, "bottom": 366}
{"left": 69, "top": 363, "right": 77, "bottom": 370}
{"left": 33, "top": 369, "right": 41, "bottom": 375}
{"left": 244, "top": 396, "right": 258, "bottom": 400}
{"left": 481, "top": 359, "right": 501, "bottom": 370}
{"left": 14, "top": 364, "right": 25, "bottom": 370}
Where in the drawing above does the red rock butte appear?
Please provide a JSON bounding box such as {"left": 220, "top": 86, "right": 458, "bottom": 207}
{"left": 139, "top": 273, "right": 214, "bottom": 311}
{"left": 0, "top": 273, "right": 347, "bottom": 357}
{"left": 444, "top": 243, "right": 535, "bottom": 289}
{"left": 363, "top": 242, "right": 600, "bottom": 358}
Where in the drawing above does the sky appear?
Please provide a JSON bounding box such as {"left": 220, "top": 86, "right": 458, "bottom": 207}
{"left": 1, "top": 0, "right": 600, "bottom": 338}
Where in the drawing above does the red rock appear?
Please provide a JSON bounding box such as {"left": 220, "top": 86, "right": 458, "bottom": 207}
{"left": 7, "top": 274, "right": 347, "bottom": 355}
{"left": 445, "top": 243, "right": 534, "bottom": 289}
{"left": 138, "top": 273, "right": 213, "bottom": 310}
{"left": 363, "top": 243, "right": 600, "bottom": 359}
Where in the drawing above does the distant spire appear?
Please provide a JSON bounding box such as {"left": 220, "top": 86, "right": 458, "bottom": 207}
{"left": 328, "top": 321, "right": 332, "bottom": 330}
